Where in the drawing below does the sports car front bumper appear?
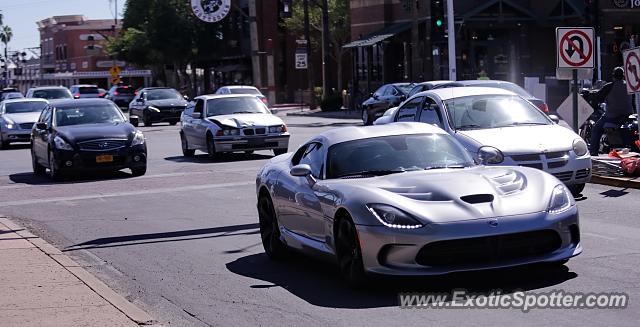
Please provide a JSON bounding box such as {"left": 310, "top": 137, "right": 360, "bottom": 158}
{"left": 355, "top": 207, "right": 581, "bottom": 276}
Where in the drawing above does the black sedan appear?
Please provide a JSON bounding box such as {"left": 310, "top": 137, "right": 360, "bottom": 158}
{"left": 128, "top": 87, "right": 188, "bottom": 126}
{"left": 361, "top": 83, "right": 412, "bottom": 125}
{"left": 31, "top": 99, "right": 147, "bottom": 180}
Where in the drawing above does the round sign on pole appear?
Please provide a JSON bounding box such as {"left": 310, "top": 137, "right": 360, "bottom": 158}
{"left": 623, "top": 47, "right": 640, "bottom": 94}
{"left": 556, "top": 27, "right": 595, "bottom": 69}
{"left": 191, "top": 0, "right": 231, "bottom": 23}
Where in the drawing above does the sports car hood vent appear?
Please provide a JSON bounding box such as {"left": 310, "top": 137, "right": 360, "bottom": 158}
{"left": 460, "top": 194, "right": 494, "bottom": 204}
{"left": 485, "top": 170, "right": 526, "bottom": 195}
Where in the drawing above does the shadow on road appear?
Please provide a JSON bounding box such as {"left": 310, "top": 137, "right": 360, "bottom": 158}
{"left": 226, "top": 253, "right": 578, "bottom": 309}
{"left": 0, "top": 143, "right": 30, "bottom": 151}
{"left": 599, "top": 189, "right": 629, "bottom": 198}
{"left": 8, "top": 170, "right": 135, "bottom": 186}
{"left": 286, "top": 122, "right": 360, "bottom": 128}
{"left": 64, "top": 223, "right": 260, "bottom": 251}
{"left": 164, "top": 153, "right": 273, "bottom": 164}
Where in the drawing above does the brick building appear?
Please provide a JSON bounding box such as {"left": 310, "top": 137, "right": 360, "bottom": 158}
{"left": 346, "top": 0, "right": 640, "bottom": 95}
{"left": 37, "top": 15, "right": 151, "bottom": 88}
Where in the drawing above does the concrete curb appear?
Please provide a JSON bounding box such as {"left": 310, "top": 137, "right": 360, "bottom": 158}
{"left": 286, "top": 110, "right": 360, "bottom": 119}
{"left": 589, "top": 175, "right": 640, "bottom": 189}
{"left": 0, "top": 216, "right": 157, "bottom": 326}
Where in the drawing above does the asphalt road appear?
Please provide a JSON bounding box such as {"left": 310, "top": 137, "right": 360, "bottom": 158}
{"left": 0, "top": 114, "right": 639, "bottom": 326}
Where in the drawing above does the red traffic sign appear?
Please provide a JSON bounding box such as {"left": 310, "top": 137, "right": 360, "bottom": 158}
{"left": 623, "top": 47, "right": 640, "bottom": 94}
{"left": 556, "top": 27, "right": 594, "bottom": 69}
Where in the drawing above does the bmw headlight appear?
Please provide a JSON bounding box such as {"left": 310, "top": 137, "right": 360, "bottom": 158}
{"left": 572, "top": 138, "right": 588, "bottom": 157}
{"left": 132, "top": 130, "right": 145, "bottom": 146}
{"left": 478, "top": 146, "right": 504, "bottom": 164}
{"left": 223, "top": 128, "right": 240, "bottom": 136}
{"left": 366, "top": 204, "right": 423, "bottom": 229}
{"left": 3, "top": 117, "right": 16, "bottom": 129}
{"left": 547, "top": 184, "right": 572, "bottom": 214}
{"left": 148, "top": 106, "right": 161, "bottom": 112}
{"left": 268, "top": 124, "right": 287, "bottom": 133}
{"left": 53, "top": 135, "right": 74, "bottom": 150}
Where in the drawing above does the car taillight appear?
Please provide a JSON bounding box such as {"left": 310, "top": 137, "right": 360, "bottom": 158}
{"left": 134, "top": 91, "right": 138, "bottom": 95}
{"left": 98, "top": 93, "right": 105, "bottom": 97}
{"left": 261, "top": 97, "right": 268, "bottom": 104}
{"left": 282, "top": 124, "right": 288, "bottom": 132}
{"left": 114, "top": 91, "right": 119, "bottom": 96}
{"left": 537, "top": 102, "right": 549, "bottom": 113}
{"left": 74, "top": 93, "right": 80, "bottom": 98}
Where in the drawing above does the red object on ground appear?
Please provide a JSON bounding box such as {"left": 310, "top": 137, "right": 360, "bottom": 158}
{"left": 621, "top": 158, "right": 640, "bottom": 176}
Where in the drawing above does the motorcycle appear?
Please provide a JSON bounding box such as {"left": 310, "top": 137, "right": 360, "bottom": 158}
{"left": 579, "top": 88, "right": 639, "bottom": 154}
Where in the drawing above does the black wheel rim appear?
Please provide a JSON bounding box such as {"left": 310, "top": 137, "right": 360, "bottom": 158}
{"left": 337, "top": 220, "right": 359, "bottom": 276}
{"left": 258, "top": 197, "right": 276, "bottom": 252}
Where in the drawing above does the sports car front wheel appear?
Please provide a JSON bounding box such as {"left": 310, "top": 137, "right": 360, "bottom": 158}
{"left": 336, "top": 216, "right": 367, "bottom": 287}
{"left": 258, "top": 195, "right": 288, "bottom": 260}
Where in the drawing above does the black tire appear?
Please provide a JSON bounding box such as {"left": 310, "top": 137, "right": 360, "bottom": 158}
{"left": 32, "top": 149, "right": 46, "bottom": 175}
{"left": 568, "top": 183, "right": 586, "bottom": 197}
{"left": 361, "top": 108, "right": 372, "bottom": 126}
{"left": 48, "top": 150, "right": 64, "bottom": 181}
{"left": 258, "top": 194, "right": 289, "bottom": 260}
{"left": 273, "top": 148, "right": 287, "bottom": 156}
{"left": 143, "top": 111, "right": 153, "bottom": 127}
{"left": 206, "top": 133, "right": 218, "bottom": 159}
{"left": 335, "top": 215, "right": 367, "bottom": 288}
{"left": 131, "top": 165, "right": 147, "bottom": 177}
{"left": 0, "top": 135, "right": 9, "bottom": 149}
{"left": 129, "top": 116, "right": 139, "bottom": 127}
{"left": 180, "top": 133, "right": 195, "bottom": 157}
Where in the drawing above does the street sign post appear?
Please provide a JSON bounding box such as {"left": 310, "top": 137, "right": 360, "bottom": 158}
{"left": 295, "top": 39, "right": 308, "bottom": 70}
{"left": 556, "top": 27, "right": 595, "bottom": 132}
{"left": 622, "top": 47, "right": 640, "bottom": 136}
{"left": 109, "top": 65, "right": 121, "bottom": 77}
{"left": 556, "top": 93, "right": 594, "bottom": 130}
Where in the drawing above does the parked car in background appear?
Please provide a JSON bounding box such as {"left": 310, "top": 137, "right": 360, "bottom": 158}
{"left": 1, "top": 91, "right": 24, "bottom": 101}
{"left": 215, "top": 85, "right": 269, "bottom": 107}
{"left": 361, "top": 83, "right": 413, "bottom": 125}
{"left": 387, "top": 87, "right": 591, "bottom": 196}
{"left": 105, "top": 85, "right": 137, "bottom": 109}
{"left": 433, "top": 80, "right": 550, "bottom": 113}
{"left": 98, "top": 88, "right": 107, "bottom": 98}
{"left": 30, "top": 99, "right": 147, "bottom": 180}
{"left": 69, "top": 85, "right": 101, "bottom": 99}
{"left": 128, "top": 87, "right": 188, "bottom": 126}
{"left": 180, "top": 94, "right": 289, "bottom": 158}
{"left": 256, "top": 122, "right": 581, "bottom": 285}
{"left": 26, "top": 86, "right": 74, "bottom": 100}
{"left": 0, "top": 98, "right": 48, "bottom": 149}
{"left": 406, "top": 80, "right": 452, "bottom": 98}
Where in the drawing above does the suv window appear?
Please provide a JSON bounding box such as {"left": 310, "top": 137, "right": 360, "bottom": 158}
{"left": 395, "top": 96, "right": 423, "bottom": 122}
{"left": 418, "top": 97, "right": 444, "bottom": 128}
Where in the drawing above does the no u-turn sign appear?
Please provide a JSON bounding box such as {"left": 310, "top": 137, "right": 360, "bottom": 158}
{"left": 556, "top": 27, "right": 594, "bottom": 69}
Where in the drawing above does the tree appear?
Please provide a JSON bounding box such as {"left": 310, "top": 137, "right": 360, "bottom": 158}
{"left": 1, "top": 25, "right": 12, "bottom": 87}
{"left": 281, "top": 0, "right": 350, "bottom": 93}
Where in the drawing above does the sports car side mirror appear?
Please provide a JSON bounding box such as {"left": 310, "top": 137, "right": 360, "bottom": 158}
{"left": 35, "top": 122, "right": 48, "bottom": 130}
{"left": 548, "top": 114, "right": 560, "bottom": 124}
{"left": 290, "top": 164, "right": 312, "bottom": 177}
{"left": 191, "top": 112, "right": 202, "bottom": 119}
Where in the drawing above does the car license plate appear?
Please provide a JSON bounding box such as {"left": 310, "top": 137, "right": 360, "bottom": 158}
{"left": 248, "top": 139, "right": 264, "bottom": 146}
{"left": 96, "top": 155, "right": 114, "bottom": 163}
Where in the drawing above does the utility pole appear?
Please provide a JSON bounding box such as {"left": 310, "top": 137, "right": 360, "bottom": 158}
{"left": 446, "top": 0, "right": 456, "bottom": 81}
{"left": 303, "top": 0, "right": 315, "bottom": 108}
{"left": 249, "top": 0, "right": 262, "bottom": 89}
{"left": 321, "top": 0, "right": 330, "bottom": 100}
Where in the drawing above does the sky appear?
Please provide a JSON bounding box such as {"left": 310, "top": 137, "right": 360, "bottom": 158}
{"left": 0, "top": 0, "right": 126, "bottom": 57}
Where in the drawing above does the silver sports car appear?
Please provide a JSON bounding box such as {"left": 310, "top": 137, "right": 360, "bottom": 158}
{"left": 180, "top": 94, "right": 289, "bottom": 158}
{"left": 255, "top": 122, "right": 582, "bottom": 285}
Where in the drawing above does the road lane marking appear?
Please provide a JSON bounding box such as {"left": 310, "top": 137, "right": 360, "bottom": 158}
{"left": 0, "top": 181, "right": 254, "bottom": 207}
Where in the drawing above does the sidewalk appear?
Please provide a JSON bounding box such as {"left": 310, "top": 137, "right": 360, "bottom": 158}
{"left": 0, "top": 217, "right": 156, "bottom": 326}
{"left": 285, "top": 108, "right": 361, "bottom": 119}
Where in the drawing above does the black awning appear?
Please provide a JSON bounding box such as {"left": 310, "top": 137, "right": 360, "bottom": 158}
{"left": 343, "top": 21, "right": 412, "bottom": 49}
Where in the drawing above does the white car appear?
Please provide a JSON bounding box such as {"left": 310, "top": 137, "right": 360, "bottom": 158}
{"left": 215, "top": 85, "right": 269, "bottom": 107}
{"left": 385, "top": 87, "right": 591, "bottom": 195}
{"left": 179, "top": 94, "right": 289, "bottom": 158}
{"left": 0, "top": 98, "right": 48, "bottom": 148}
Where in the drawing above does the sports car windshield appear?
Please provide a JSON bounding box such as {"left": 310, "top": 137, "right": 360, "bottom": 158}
{"left": 445, "top": 95, "right": 550, "bottom": 130}
{"left": 54, "top": 104, "right": 125, "bottom": 126}
{"left": 327, "top": 133, "right": 474, "bottom": 179}
{"left": 206, "top": 97, "right": 269, "bottom": 116}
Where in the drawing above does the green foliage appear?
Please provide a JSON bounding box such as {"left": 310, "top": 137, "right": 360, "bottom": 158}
{"left": 320, "top": 94, "right": 343, "bottom": 111}
{"left": 0, "top": 25, "right": 13, "bottom": 46}
{"left": 106, "top": 28, "right": 151, "bottom": 66}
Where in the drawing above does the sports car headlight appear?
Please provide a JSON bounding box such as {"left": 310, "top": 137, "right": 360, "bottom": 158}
{"left": 269, "top": 124, "right": 287, "bottom": 133}
{"left": 131, "top": 130, "right": 145, "bottom": 146}
{"left": 148, "top": 106, "right": 161, "bottom": 112}
{"left": 572, "top": 138, "right": 588, "bottom": 157}
{"left": 547, "top": 184, "right": 572, "bottom": 214}
{"left": 478, "top": 146, "right": 504, "bottom": 164}
{"left": 53, "top": 136, "right": 74, "bottom": 150}
{"left": 366, "top": 204, "right": 423, "bottom": 229}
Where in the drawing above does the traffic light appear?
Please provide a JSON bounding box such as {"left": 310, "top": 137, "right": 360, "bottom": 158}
{"left": 431, "top": 0, "right": 445, "bottom": 43}
{"left": 280, "top": 0, "right": 293, "bottom": 19}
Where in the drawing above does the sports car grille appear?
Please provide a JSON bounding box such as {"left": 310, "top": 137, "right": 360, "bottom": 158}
{"left": 19, "top": 123, "right": 34, "bottom": 130}
{"left": 78, "top": 139, "right": 127, "bottom": 151}
{"left": 415, "top": 229, "right": 561, "bottom": 267}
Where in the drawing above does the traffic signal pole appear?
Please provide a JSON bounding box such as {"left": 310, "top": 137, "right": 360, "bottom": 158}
{"left": 447, "top": 0, "right": 456, "bottom": 81}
